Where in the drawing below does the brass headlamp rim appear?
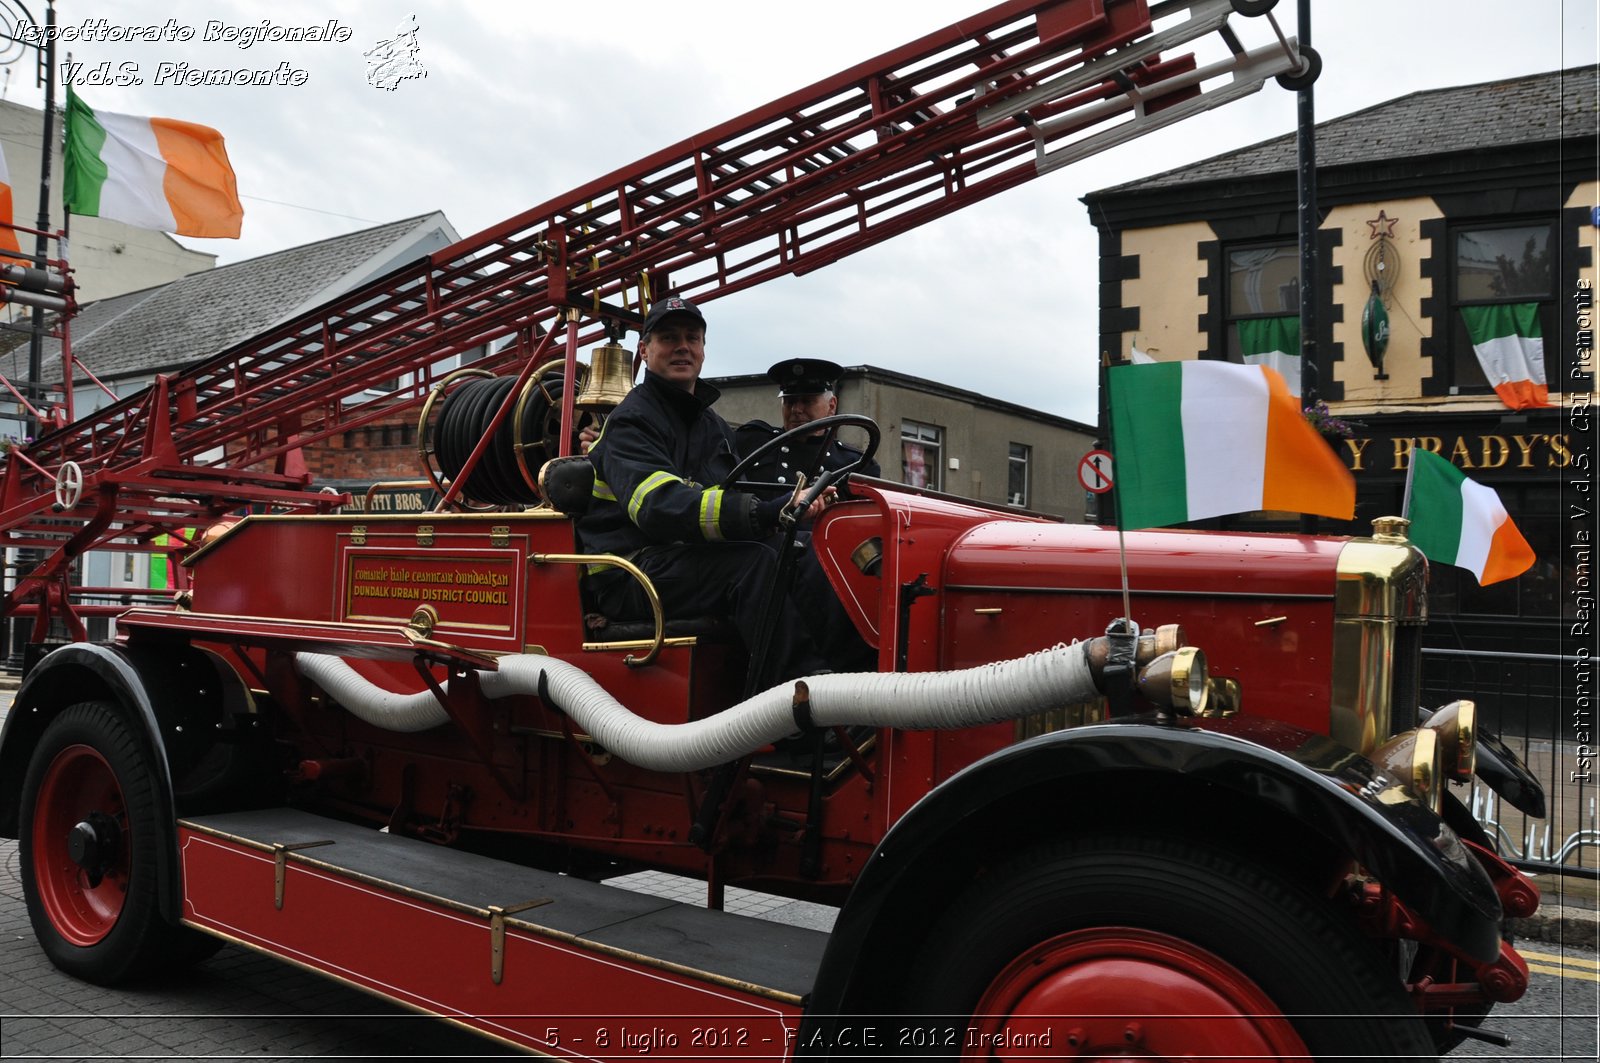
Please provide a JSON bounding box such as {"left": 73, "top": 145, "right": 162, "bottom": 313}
{"left": 1421, "top": 699, "right": 1477, "bottom": 784}
{"left": 1370, "top": 726, "right": 1444, "bottom": 812}
{"left": 1134, "top": 646, "right": 1209, "bottom": 714}
{"left": 1411, "top": 727, "right": 1441, "bottom": 813}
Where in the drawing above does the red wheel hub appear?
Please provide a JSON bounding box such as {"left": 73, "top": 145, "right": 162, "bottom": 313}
{"left": 965, "top": 927, "right": 1310, "bottom": 1060}
{"left": 31, "top": 743, "right": 131, "bottom": 946}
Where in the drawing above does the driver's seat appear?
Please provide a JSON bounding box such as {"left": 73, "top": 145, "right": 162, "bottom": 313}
{"left": 537, "top": 456, "right": 733, "bottom": 644}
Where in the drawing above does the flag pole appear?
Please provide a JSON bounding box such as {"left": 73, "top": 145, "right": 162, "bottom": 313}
{"left": 1104, "top": 357, "right": 1134, "bottom": 627}
{"left": 1113, "top": 486, "right": 1133, "bottom": 626}
{"left": 1102, "top": 357, "right": 1139, "bottom": 720}
{"left": 1401, "top": 445, "right": 1417, "bottom": 520}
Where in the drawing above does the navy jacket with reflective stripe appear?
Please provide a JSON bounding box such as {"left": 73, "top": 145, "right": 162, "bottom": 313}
{"left": 577, "top": 371, "right": 768, "bottom": 559}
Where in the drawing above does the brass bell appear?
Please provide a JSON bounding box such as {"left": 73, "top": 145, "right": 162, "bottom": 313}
{"left": 575, "top": 341, "right": 634, "bottom": 411}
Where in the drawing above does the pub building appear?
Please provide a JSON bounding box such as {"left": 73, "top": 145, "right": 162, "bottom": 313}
{"left": 1083, "top": 66, "right": 1596, "bottom": 726}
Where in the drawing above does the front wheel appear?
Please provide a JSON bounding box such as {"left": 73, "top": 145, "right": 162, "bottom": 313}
{"left": 904, "top": 832, "right": 1435, "bottom": 1061}
{"left": 20, "top": 700, "right": 219, "bottom": 984}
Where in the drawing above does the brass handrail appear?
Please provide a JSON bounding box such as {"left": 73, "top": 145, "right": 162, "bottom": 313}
{"left": 531, "top": 552, "right": 664, "bottom": 668}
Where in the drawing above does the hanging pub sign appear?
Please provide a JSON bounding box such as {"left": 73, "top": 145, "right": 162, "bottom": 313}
{"left": 1362, "top": 280, "right": 1390, "bottom": 379}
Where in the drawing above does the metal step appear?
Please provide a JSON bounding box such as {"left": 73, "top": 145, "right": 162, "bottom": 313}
{"left": 179, "top": 808, "right": 825, "bottom": 1054}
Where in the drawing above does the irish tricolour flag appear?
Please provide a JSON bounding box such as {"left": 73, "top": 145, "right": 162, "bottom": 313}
{"left": 0, "top": 142, "right": 22, "bottom": 261}
{"left": 1107, "top": 361, "right": 1354, "bottom": 530}
{"left": 63, "top": 88, "right": 243, "bottom": 239}
{"left": 1404, "top": 448, "right": 1534, "bottom": 585}
{"left": 1238, "top": 315, "right": 1301, "bottom": 397}
{"left": 1461, "top": 303, "right": 1549, "bottom": 410}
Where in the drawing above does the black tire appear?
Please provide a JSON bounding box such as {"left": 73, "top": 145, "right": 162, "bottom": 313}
{"left": 1231, "top": 0, "right": 1279, "bottom": 14}
{"left": 902, "top": 833, "right": 1436, "bottom": 1062}
{"left": 19, "top": 701, "right": 220, "bottom": 985}
{"left": 1276, "top": 45, "right": 1322, "bottom": 91}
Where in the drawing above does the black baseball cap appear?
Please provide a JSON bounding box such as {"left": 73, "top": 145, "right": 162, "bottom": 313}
{"left": 768, "top": 357, "right": 843, "bottom": 397}
{"left": 640, "top": 295, "right": 706, "bottom": 337}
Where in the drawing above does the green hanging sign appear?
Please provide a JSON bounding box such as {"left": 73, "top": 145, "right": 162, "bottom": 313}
{"left": 1362, "top": 280, "right": 1390, "bottom": 379}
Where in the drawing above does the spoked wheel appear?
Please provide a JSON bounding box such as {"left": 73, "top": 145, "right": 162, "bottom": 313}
{"left": 905, "top": 832, "right": 1436, "bottom": 1062}
{"left": 20, "top": 701, "right": 219, "bottom": 984}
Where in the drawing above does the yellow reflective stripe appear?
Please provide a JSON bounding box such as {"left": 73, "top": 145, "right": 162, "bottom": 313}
{"left": 699, "top": 487, "right": 725, "bottom": 541}
{"left": 592, "top": 477, "right": 617, "bottom": 502}
{"left": 629, "top": 470, "right": 679, "bottom": 521}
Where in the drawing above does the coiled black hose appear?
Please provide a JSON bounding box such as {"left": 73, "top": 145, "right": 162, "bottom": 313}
{"left": 434, "top": 373, "right": 572, "bottom": 505}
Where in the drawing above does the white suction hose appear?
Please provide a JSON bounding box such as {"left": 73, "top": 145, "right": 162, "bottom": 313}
{"left": 295, "top": 642, "right": 1099, "bottom": 773}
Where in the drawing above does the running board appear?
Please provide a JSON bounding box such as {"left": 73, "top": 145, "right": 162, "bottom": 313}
{"left": 179, "top": 809, "right": 821, "bottom": 1056}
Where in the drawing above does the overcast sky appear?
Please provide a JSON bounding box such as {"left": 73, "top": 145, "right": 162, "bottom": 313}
{"left": 3, "top": 1, "right": 1595, "bottom": 424}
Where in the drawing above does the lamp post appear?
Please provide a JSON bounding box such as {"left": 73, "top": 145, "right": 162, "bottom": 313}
{"left": 0, "top": 0, "right": 56, "bottom": 432}
{"left": 1295, "top": 0, "right": 1317, "bottom": 407}
{"left": 0, "top": 0, "right": 55, "bottom": 669}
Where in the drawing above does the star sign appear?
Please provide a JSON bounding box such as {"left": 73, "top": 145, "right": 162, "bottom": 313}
{"left": 1367, "top": 210, "right": 1398, "bottom": 240}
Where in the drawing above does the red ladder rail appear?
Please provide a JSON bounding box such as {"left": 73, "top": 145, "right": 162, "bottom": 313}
{"left": 0, "top": 0, "right": 1304, "bottom": 631}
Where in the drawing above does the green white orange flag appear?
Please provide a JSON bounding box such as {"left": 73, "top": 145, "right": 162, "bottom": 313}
{"left": 1107, "top": 361, "right": 1354, "bottom": 530}
{"left": 0, "top": 142, "right": 22, "bottom": 261}
{"left": 63, "top": 88, "right": 243, "bottom": 239}
{"left": 1404, "top": 447, "right": 1534, "bottom": 585}
{"left": 1238, "top": 315, "right": 1301, "bottom": 397}
{"left": 1460, "top": 303, "right": 1549, "bottom": 410}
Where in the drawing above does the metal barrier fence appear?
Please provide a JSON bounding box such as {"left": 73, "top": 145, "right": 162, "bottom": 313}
{"left": 1422, "top": 647, "right": 1596, "bottom": 878}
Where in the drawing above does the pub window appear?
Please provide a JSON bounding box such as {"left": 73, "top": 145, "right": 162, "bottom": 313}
{"left": 1226, "top": 243, "right": 1299, "bottom": 363}
{"left": 1448, "top": 221, "right": 1555, "bottom": 394}
{"left": 901, "top": 420, "right": 943, "bottom": 490}
{"left": 1007, "top": 443, "right": 1030, "bottom": 507}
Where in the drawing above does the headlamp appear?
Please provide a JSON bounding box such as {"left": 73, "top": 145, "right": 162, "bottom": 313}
{"left": 1136, "top": 647, "right": 1209, "bottom": 715}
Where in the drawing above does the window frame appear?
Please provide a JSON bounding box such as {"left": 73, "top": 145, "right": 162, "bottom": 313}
{"left": 900, "top": 420, "right": 943, "bottom": 491}
{"left": 1445, "top": 218, "right": 1557, "bottom": 396}
{"left": 1224, "top": 241, "right": 1300, "bottom": 362}
{"left": 1007, "top": 442, "right": 1030, "bottom": 507}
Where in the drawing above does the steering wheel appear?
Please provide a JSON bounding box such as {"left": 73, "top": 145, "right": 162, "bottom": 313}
{"left": 726, "top": 415, "right": 879, "bottom": 694}
{"left": 722, "top": 413, "right": 881, "bottom": 508}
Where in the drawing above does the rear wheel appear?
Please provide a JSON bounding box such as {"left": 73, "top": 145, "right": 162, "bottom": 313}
{"left": 904, "top": 832, "right": 1435, "bottom": 1061}
{"left": 20, "top": 701, "right": 219, "bottom": 984}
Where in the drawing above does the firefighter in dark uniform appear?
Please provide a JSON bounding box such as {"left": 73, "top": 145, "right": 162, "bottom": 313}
{"left": 576, "top": 296, "right": 831, "bottom": 683}
{"left": 736, "top": 358, "right": 881, "bottom": 673}
{"left": 734, "top": 358, "right": 881, "bottom": 493}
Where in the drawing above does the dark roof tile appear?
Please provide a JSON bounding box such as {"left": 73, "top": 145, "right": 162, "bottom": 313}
{"left": 1093, "top": 65, "right": 1594, "bottom": 195}
{"left": 43, "top": 213, "right": 454, "bottom": 380}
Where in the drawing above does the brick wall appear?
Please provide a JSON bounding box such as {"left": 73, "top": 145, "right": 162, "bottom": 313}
{"left": 307, "top": 412, "right": 421, "bottom": 482}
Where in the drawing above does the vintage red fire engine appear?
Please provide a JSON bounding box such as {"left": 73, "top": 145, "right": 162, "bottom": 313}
{"left": 0, "top": 1, "right": 1547, "bottom": 1060}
